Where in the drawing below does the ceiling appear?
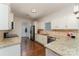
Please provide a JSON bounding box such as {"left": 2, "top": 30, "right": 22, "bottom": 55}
{"left": 10, "top": 3, "right": 73, "bottom": 20}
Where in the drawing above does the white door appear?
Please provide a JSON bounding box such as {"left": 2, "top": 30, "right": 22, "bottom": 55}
{"left": 21, "top": 23, "right": 31, "bottom": 38}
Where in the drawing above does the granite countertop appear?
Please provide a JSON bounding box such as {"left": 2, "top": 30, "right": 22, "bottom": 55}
{"left": 0, "top": 37, "right": 21, "bottom": 48}
{"left": 45, "top": 37, "right": 79, "bottom": 56}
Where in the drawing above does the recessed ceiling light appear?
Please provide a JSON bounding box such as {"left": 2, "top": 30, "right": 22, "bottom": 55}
{"left": 31, "top": 9, "right": 37, "bottom": 13}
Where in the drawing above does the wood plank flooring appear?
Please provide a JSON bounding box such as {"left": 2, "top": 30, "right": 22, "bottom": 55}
{"left": 21, "top": 37, "right": 45, "bottom": 56}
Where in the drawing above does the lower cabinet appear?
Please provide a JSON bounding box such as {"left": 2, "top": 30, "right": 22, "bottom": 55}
{"left": 46, "top": 48, "right": 59, "bottom": 56}
{"left": 0, "top": 44, "right": 20, "bottom": 56}
{"left": 35, "top": 34, "right": 47, "bottom": 46}
{"left": 35, "top": 34, "right": 40, "bottom": 42}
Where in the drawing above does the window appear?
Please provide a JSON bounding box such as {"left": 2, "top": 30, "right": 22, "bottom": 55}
{"left": 45, "top": 22, "right": 51, "bottom": 31}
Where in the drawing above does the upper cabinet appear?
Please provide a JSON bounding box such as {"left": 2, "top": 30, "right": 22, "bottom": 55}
{"left": 0, "top": 4, "right": 14, "bottom": 30}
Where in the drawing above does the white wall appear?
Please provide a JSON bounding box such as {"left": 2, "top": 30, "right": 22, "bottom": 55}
{"left": 10, "top": 17, "right": 32, "bottom": 38}
{"left": 37, "top": 5, "right": 79, "bottom": 29}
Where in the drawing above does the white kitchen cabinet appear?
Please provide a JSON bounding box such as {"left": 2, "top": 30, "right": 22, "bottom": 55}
{"left": 38, "top": 35, "right": 43, "bottom": 44}
{"left": 35, "top": 34, "right": 42, "bottom": 43}
{"left": 35, "top": 34, "right": 39, "bottom": 42}
{"left": 40, "top": 34, "right": 47, "bottom": 45}
{"left": 0, "top": 44, "right": 20, "bottom": 56}
{"left": 35, "top": 34, "right": 47, "bottom": 46}
{"left": 43, "top": 36, "right": 48, "bottom": 45}
{"left": 0, "top": 4, "right": 12, "bottom": 30}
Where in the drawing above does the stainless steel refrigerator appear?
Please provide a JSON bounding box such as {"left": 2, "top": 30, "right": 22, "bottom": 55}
{"left": 30, "top": 25, "right": 35, "bottom": 41}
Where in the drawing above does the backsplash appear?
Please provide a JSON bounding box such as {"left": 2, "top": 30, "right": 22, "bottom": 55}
{"left": 0, "top": 31, "right": 4, "bottom": 41}
{"left": 38, "top": 29, "right": 78, "bottom": 39}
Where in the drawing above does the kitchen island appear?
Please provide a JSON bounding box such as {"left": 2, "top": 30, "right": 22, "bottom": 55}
{"left": 45, "top": 37, "right": 79, "bottom": 56}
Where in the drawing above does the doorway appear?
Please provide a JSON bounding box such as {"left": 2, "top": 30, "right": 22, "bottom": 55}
{"left": 21, "top": 23, "right": 30, "bottom": 39}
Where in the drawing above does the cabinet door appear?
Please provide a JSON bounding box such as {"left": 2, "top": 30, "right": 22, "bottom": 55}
{"left": 0, "top": 4, "right": 9, "bottom": 30}
{"left": 0, "top": 44, "right": 20, "bottom": 56}
{"left": 35, "top": 34, "right": 43, "bottom": 45}
{"left": 38, "top": 35, "right": 43, "bottom": 44}
{"left": 42, "top": 36, "right": 47, "bottom": 46}
{"left": 35, "top": 34, "right": 39, "bottom": 42}
{"left": 35, "top": 34, "right": 47, "bottom": 46}
{"left": 38, "top": 35, "right": 47, "bottom": 46}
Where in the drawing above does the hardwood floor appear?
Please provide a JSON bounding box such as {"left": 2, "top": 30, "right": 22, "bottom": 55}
{"left": 21, "top": 37, "right": 45, "bottom": 56}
